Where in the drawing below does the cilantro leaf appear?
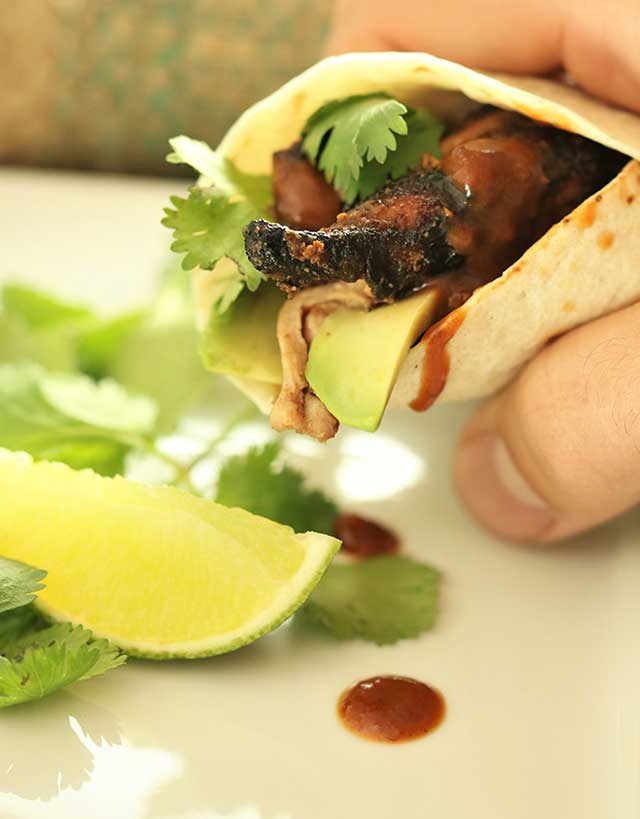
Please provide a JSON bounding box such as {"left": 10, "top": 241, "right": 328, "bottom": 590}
{"left": 0, "top": 363, "right": 158, "bottom": 475}
{"left": 0, "top": 311, "right": 77, "bottom": 372}
{"left": 215, "top": 442, "right": 338, "bottom": 534}
{"left": 0, "top": 644, "right": 97, "bottom": 707}
{"left": 4, "top": 622, "right": 126, "bottom": 680}
{"left": 164, "top": 138, "right": 272, "bottom": 312}
{"left": 302, "top": 95, "right": 444, "bottom": 204}
{"left": 302, "top": 94, "right": 407, "bottom": 200}
{"left": 0, "top": 282, "right": 143, "bottom": 379}
{"left": 299, "top": 555, "right": 441, "bottom": 644}
{"left": 0, "top": 283, "right": 140, "bottom": 382}
{"left": 106, "top": 264, "right": 213, "bottom": 432}
{"left": 40, "top": 372, "right": 156, "bottom": 433}
{"left": 28, "top": 436, "right": 129, "bottom": 476}
{"left": 0, "top": 606, "right": 43, "bottom": 653}
{"left": 109, "top": 316, "right": 211, "bottom": 433}
{"left": 77, "top": 310, "right": 145, "bottom": 379}
{"left": 356, "top": 109, "right": 445, "bottom": 200}
{"left": 79, "top": 636, "right": 127, "bottom": 681}
{"left": 2, "top": 284, "right": 95, "bottom": 329}
{"left": 167, "top": 135, "right": 272, "bottom": 212}
{"left": 1, "top": 270, "right": 211, "bottom": 442}
{"left": 162, "top": 188, "right": 265, "bottom": 312}
{"left": 0, "top": 627, "right": 126, "bottom": 709}
{"left": 0, "top": 557, "right": 47, "bottom": 615}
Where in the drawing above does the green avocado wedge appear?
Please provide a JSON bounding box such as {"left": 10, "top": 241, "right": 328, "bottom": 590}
{"left": 200, "top": 284, "right": 284, "bottom": 384}
{"left": 306, "top": 289, "right": 440, "bottom": 432}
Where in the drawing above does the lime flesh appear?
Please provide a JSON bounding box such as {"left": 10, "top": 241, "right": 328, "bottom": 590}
{"left": 0, "top": 451, "right": 339, "bottom": 658}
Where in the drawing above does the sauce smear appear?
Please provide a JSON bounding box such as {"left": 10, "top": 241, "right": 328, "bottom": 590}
{"left": 338, "top": 676, "right": 445, "bottom": 743}
{"left": 334, "top": 513, "right": 399, "bottom": 558}
{"left": 410, "top": 310, "right": 465, "bottom": 412}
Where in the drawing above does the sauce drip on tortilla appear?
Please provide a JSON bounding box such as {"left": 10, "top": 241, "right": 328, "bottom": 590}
{"left": 410, "top": 310, "right": 465, "bottom": 412}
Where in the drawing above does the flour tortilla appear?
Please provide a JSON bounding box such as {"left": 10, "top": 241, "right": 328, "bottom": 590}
{"left": 194, "top": 52, "right": 640, "bottom": 416}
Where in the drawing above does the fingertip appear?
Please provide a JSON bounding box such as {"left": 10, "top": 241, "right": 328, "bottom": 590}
{"left": 454, "top": 429, "right": 556, "bottom": 542}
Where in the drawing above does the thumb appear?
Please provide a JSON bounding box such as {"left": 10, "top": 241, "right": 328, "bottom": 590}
{"left": 454, "top": 301, "right": 640, "bottom": 543}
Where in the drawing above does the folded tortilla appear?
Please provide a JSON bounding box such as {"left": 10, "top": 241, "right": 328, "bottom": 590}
{"left": 194, "top": 51, "right": 640, "bottom": 418}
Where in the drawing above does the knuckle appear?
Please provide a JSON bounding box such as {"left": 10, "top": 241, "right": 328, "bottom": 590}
{"left": 502, "top": 322, "right": 640, "bottom": 511}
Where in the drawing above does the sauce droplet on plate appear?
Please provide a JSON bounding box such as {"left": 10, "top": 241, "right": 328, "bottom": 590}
{"left": 338, "top": 676, "right": 445, "bottom": 743}
{"left": 334, "top": 514, "right": 399, "bottom": 558}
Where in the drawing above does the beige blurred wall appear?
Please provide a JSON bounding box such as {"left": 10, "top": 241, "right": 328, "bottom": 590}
{"left": 0, "top": 0, "right": 330, "bottom": 174}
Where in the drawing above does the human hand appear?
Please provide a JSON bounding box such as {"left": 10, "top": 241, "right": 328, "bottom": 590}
{"left": 329, "top": 0, "right": 640, "bottom": 541}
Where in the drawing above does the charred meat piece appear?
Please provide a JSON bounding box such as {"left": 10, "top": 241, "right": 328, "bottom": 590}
{"left": 440, "top": 116, "right": 625, "bottom": 283}
{"left": 273, "top": 143, "right": 342, "bottom": 230}
{"left": 246, "top": 111, "right": 626, "bottom": 304}
{"left": 246, "top": 171, "right": 468, "bottom": 303}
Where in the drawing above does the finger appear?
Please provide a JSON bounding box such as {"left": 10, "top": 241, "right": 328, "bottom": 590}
{"left": 327, "top": 0, "right": 640, "bottom": 113}
{"left": 563, "top": 0, "right": 640, "bottom": 113}
{"left": 327, "top": 0, "right": 563, "bottom": 74}
{"left": 454, "top": 301, "right": 640, "bottom": 543}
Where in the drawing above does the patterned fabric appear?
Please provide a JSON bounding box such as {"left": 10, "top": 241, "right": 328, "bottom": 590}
{"left": 0, "top": 0, "right": 330, "bottom": 173}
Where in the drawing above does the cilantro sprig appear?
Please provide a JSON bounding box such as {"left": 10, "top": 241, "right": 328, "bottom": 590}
{"left": 167, "top": 136, "right": 272, "bottom": 211}
{"left": 298, "top": 555, "right": 441, "bottom": 645}
{"left": 0, "top": 558, "right": 126, "bottom": 708}
{"left": 302, "top": 93, "right": 444, "bottom": 204}
{"left": 0, "top": 362, "right": 157, "bottom": 476}
{"left": 0, "top": 624, "right": 126, "bottom": 709}
{"left": 163, "top": 189, "right": 263, "bottom": 306}
{"left": 0, "top": 556, "right": 46, "bottom": 615}
{"left": 163, "top": 136, "right": 272, "bottom": 313}
{"left": 215, "top": 442, "right": 337, "bottom": 534}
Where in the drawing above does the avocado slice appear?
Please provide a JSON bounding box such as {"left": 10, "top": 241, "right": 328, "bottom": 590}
{"left": 306, "top": 289, "right": 440, "bottom": 432}
{"left": 200, "top": 284, "right": 284, "bottom": 384}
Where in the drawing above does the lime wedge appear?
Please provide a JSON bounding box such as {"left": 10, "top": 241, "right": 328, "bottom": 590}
{"left": 0, "top": 450, "right": 339, "bottom": 658}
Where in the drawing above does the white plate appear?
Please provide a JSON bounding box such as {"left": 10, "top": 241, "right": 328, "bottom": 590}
{"left": 0, "top": 169, "right": 638, "bottom": 819}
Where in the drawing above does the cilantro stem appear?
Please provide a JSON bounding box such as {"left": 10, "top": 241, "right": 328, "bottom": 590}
{"left": 119, "top": 403, "right": 257, "bottom": 497}
{"left": 182, "top": 404, "right": 258, "bottom": 474}
{"left": 132, "top": 439, "right": 200, "bottom": 495}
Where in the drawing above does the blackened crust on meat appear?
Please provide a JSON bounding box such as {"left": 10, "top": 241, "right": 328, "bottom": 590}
{"left": 245, "top": 108, "right": 626, "bottom": 306}
{"left": 244, "top": 170, "right": 468, "bottom": 303}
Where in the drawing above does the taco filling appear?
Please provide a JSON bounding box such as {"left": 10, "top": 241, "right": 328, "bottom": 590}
{"left": 242, "top": 107, "right": 624, "bottom": 439}
{"left": 162, "top": 62, "right": 637, "bottom": 442}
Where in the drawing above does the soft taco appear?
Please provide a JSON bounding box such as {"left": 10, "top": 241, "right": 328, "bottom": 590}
{"left": 162, "top": 52, "right": 640, "bottom": 441}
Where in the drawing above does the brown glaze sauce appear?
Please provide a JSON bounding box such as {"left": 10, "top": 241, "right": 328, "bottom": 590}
{"left": 410, "top": 310, "right": 466, "bottom": 412}
{"left": 334, "top": 513, "right": 399, "bottom": 558}
{"left": 338, "top": 676, "right": 446, "bottom": 743}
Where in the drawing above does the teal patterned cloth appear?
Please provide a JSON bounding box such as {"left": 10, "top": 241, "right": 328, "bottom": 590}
{"left": 0, "top": 0, "right": 330, "bottom": 173}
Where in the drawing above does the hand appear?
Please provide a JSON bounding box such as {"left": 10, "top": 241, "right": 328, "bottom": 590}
{"left": 329, "top": 0, "right": 640, "bottom": 541}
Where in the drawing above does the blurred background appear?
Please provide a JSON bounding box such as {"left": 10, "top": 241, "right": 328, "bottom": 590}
{"left": 0, "top": 0, "right": 330, "bottom": 174}
{"left": 0, "top": 0, "right": 339, "bottom": 490}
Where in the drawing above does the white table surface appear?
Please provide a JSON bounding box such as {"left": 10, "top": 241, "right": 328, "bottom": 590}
{"left": 0, "top": 168, "right": 638, "bottom": 819}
